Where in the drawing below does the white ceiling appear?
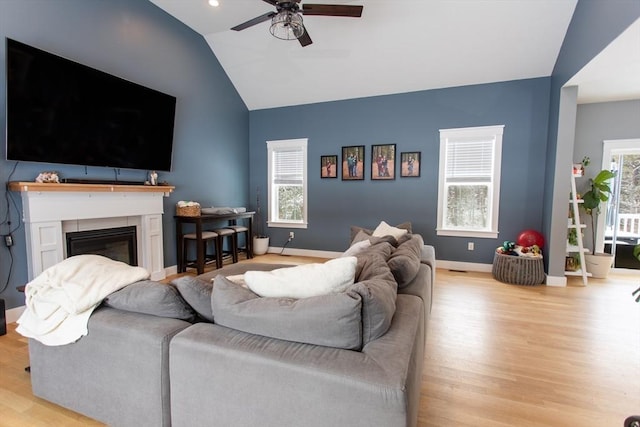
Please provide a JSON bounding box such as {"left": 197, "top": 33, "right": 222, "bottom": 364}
{"left": 566, "top": 17, "right": 640, "bottom": 104}
{"left": 149, "top": 0, "right": 638, "bottom": 110}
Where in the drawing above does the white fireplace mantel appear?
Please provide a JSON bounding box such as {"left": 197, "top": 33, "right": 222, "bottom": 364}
{"left": 9, "top": 182, "right": 175, "bottom": 281}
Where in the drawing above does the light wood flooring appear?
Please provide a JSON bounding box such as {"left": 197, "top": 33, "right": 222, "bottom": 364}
{"left": 1, "top": 255, "right": 639, "bottom": 426}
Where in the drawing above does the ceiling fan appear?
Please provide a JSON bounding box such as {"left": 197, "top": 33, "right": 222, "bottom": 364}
{"left": 231, "top": 0, "right": 363, "bottom": 47}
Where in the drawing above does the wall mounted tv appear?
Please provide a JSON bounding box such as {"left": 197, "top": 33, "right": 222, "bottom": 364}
{"left": 5, "top": 38, "right": 176, "bottom": 172}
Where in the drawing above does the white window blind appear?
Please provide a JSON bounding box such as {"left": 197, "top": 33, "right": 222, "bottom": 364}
{"left": 445, "top": 139, "right": 495, "bottom": 181}
{"left": 273, "top": 149, "right": 304, "bottom": 185}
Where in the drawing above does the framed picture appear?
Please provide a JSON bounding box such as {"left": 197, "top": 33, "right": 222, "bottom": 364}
{"left": 320, "top": 155, "right": 338, "bottom": 178}
{"left": 371, "top": 144, "right": 396, "bottom": 180}
{"left": 565, "top": 256, "right": 578, "bottom": 272}
{"left": 400, "top": 151, "right": 421, "bottom": 177}
{"left": 342, "top": 145, "right": 365, "bottom": 180}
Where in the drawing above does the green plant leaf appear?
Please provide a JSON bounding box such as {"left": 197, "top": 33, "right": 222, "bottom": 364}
{"left": 634, "top": 244, "right": 640, "bottom": 262}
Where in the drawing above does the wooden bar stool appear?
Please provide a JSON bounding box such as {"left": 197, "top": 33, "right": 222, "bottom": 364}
{"left": 181, "top": 231, "right": 220, "bottom": 272}
{"left": 225, "top": 225, "right": 250, "bottom": 260}
{"left": 213, "top": 228, "right": 237, "bottom": 264}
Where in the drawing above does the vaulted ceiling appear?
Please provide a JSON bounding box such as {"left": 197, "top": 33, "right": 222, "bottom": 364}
{"left": 149, "top": 1, "right": 639, "bottom": 110}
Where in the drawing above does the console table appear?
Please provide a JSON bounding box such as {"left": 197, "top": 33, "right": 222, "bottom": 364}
{"left": 174, "top": 212, "right": 255, "bottom": 275}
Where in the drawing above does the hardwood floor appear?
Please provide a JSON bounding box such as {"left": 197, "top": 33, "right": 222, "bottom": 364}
{"left": 1, "top": 256, "right": 638, "bottom": 426}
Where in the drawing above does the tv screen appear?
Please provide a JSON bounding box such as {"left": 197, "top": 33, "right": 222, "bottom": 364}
{"left": 5, "top": 38, "right": 176, "bottom": 172}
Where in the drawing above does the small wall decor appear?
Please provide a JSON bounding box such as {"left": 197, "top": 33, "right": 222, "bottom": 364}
{"left": 320, "top": 155, "right": 338, "bottom": 178}
{"left": 371, "top": 144, "right": 396, "bottom": 180}
{"left": 400, "top": 152, "right": 421, "bottom": 177}
{"left": 35, "top": 171, "right": 60, "bottom": 183}
{"left": 342, "top": 145, "right": 365, "bottom": 180}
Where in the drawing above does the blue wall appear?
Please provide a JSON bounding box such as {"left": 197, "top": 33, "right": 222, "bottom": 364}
{"left": 0, "top": 0, "right": 249, "bottom": 309}
{"left": 250, "top": 78, "right": 551, "bottom": 261}
{"left": 542, "top": 0, "right": 640, "bottom": 274}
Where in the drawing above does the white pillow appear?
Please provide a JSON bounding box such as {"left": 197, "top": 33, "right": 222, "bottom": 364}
{"left": 341, "top": 239, "right": 371, "bottom": 257}
{"left": 244, "top": 257, "right": 357, "bottom": 299}
{"left": 372, "top": 220, "right": 408, "bottom": 240}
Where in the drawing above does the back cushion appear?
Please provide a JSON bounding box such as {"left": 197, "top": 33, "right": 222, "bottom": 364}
{"left": 211, "top": 276, "right": 363, "bottom": 350}
{"left": 347, "top": 262, "right": 397, "bottom": 344}
{"left": 103, "top": 280, "right": 196, "bottom": 321}
{"left": 355, "top": 241, "right": 394, "bottom": 282}
{"left": 387, "top": 234, "right": 424, "bottom": 288}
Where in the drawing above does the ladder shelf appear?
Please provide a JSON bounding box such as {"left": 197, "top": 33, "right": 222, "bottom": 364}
{"left": 565, "top": 171, "right": 590, "bottom": 286}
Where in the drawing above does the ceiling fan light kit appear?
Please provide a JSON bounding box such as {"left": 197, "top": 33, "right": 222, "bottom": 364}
{"left": 231, "top": 0, "right": 363, "bottom": 47}
{"left": 270, "top": 10, "right": 305, "bottom": 40}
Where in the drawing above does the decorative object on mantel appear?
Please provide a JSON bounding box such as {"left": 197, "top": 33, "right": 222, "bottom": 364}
{"left": 149, "top": 171, "right": 158, "bottom": 186}
{"left": 176, "top": 201, "right": 201, "bottom": 217}
{"left": 35, "top": 171, "right": 60, "bottom": 183}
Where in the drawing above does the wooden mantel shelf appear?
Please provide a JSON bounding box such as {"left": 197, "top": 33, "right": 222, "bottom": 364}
{"left": 8, "top": 181, "right": 175, "bottom": 194}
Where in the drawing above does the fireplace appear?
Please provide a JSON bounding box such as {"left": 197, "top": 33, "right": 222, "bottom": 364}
{"left": 66, "top": 226, "right": 137, "bottom": 266}
{"left": 9, "top": 182, "right": 174, "bottom": 281}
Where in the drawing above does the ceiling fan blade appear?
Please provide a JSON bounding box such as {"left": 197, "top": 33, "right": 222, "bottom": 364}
{"left": 231, "top": 11, "right": 276, "bottom": 31}
{"left": 302, "top": 4, "right": 363, "bottom": 17}
{"left": 298, "top": 26, "right": 313, "bottom": 47}
{"left": 261, "top": 0, "right": 279, "bottom": 5}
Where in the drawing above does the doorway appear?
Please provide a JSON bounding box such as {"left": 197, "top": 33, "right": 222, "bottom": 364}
{"left": 601, "top": 139, "right": 640, "bottom": 270}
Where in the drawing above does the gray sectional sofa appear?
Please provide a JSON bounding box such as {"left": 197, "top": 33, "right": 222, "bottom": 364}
{"left": 28, "top": 233, "right": 435, "bottom": 427}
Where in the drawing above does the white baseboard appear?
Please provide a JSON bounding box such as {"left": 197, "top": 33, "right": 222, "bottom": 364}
{"left": 268, "top": 247, "right": 342, "bottom": 259}
{"left": 545, "top": 275, "right": 567, "bottom": 287}
{"left": 436, "top": 260, "right": 493, "bottom": 273}
{"left": 164, "top": 264, "right": 178, "bottom": 277}
{"left": 5, "top": 305, "right": 25, "bottom": 324}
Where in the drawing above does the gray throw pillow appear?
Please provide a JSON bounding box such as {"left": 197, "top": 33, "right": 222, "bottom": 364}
{"left": 387, "top": 234, "right": 424, "bottom": 288}
{"left": 349, "top": 222, "right": 412, "bottom": 245}
{"left": 354, "top": 241, "right": 394, "bottom": 282}
{"left": 103, "top": 280, "right": 196, "bottom": 321}
{"left": 172, "top": 276, "right": 214, "bottom": 322}
{"left": 211, "top": 275, "right": 363, "bottom": 350}
{"left": 347, "top": 262, "right": 397, "bottom": 344}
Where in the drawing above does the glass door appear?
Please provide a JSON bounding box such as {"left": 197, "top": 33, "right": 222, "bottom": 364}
{"left": 602, "top": 139, "right": 640, "bottom": 270}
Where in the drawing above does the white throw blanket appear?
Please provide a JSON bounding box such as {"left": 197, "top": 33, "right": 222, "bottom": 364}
{"left": 17, "top": 255, "right": 150, "bottom": 346}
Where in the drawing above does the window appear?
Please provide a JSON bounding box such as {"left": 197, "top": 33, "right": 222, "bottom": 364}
{"left": 267, "top": 138, "right": 308, "bottom": 229}
{"left": 437, "top": 125, "right": 503, "bottom": 238}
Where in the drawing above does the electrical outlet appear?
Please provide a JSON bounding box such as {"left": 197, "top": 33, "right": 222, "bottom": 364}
{"left": 4, "top": 235, "right": 13, "bottom": 247}
{"left": 289, "top": 231, "right": 295, "bottom": 240}
{"left": 467, "top": 242, "right": 474, "bottom": 251}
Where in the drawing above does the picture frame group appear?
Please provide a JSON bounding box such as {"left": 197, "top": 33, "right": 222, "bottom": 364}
{"left": 321, "top": 145, "right": 421, "bottom": 180}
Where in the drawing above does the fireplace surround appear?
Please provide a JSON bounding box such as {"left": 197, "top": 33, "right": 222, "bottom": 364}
{"left": 9, "top": 182, "right": 174, "bottom": 281}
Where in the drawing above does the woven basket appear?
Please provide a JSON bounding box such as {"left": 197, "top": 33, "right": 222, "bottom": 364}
{"left": 492, "top": 252, "right": 545, "bottom": 286}
{"left": 176, "top": 205, "right": 201, "bottom": 217}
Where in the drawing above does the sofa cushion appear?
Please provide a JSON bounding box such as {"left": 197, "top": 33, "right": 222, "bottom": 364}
{"left": 211, "top": 275, "right": 363, "bottom": 350}
{"left": 341, "top": 238, "right": 371, "bottom": 257}
{"left": 349, "top": 221, "right": 412, "bottom": 244}
{"left": 347, "top": 259, "right": 397, "bottom": 344}
{"left": 103, "top": 280, "right": 196, "bottom": 321}
{"left": 387, "top": 234, "right": 424, "bottom": 288}
{"left": 372, "top": 220, "right": 409, "bottom": 240}
{"left": 354, "top": 241, "right": 394, "bottom": 282}
{"left": 172, "top": 276, "right": 214, "bottom": 322}
{"left": 244, "top": 257, "right": 357, "bottom": 299}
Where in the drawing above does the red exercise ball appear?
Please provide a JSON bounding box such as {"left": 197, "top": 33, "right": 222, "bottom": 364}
{"left": 516, "top": 229, "right": 545, "bottom": 248}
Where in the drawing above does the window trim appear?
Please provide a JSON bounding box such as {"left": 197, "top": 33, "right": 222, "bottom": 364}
{"left": 266, "top": 138, "right": 308, "bottom": 229}
{"left": 436, "top": 125, "right": 503, "bottom": 239}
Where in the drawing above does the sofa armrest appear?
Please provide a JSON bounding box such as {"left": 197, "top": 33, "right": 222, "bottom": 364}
{"left": 170, "top": 294, "right": 425, "bottom": 427}
{"left": 29, "top": 306, "right": 191, "bottom": 427}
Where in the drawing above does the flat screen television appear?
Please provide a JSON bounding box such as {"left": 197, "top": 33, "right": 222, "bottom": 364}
{"left": 5, "top": 38, "right": 176, "bottom": 172}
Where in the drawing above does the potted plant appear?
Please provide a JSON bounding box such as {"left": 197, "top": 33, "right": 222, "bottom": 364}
{"left": 252, "top": 187, "right": 269, "bottom": 255}
{"left": 581, "top": 168, "right": 616, "bottom": 278}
